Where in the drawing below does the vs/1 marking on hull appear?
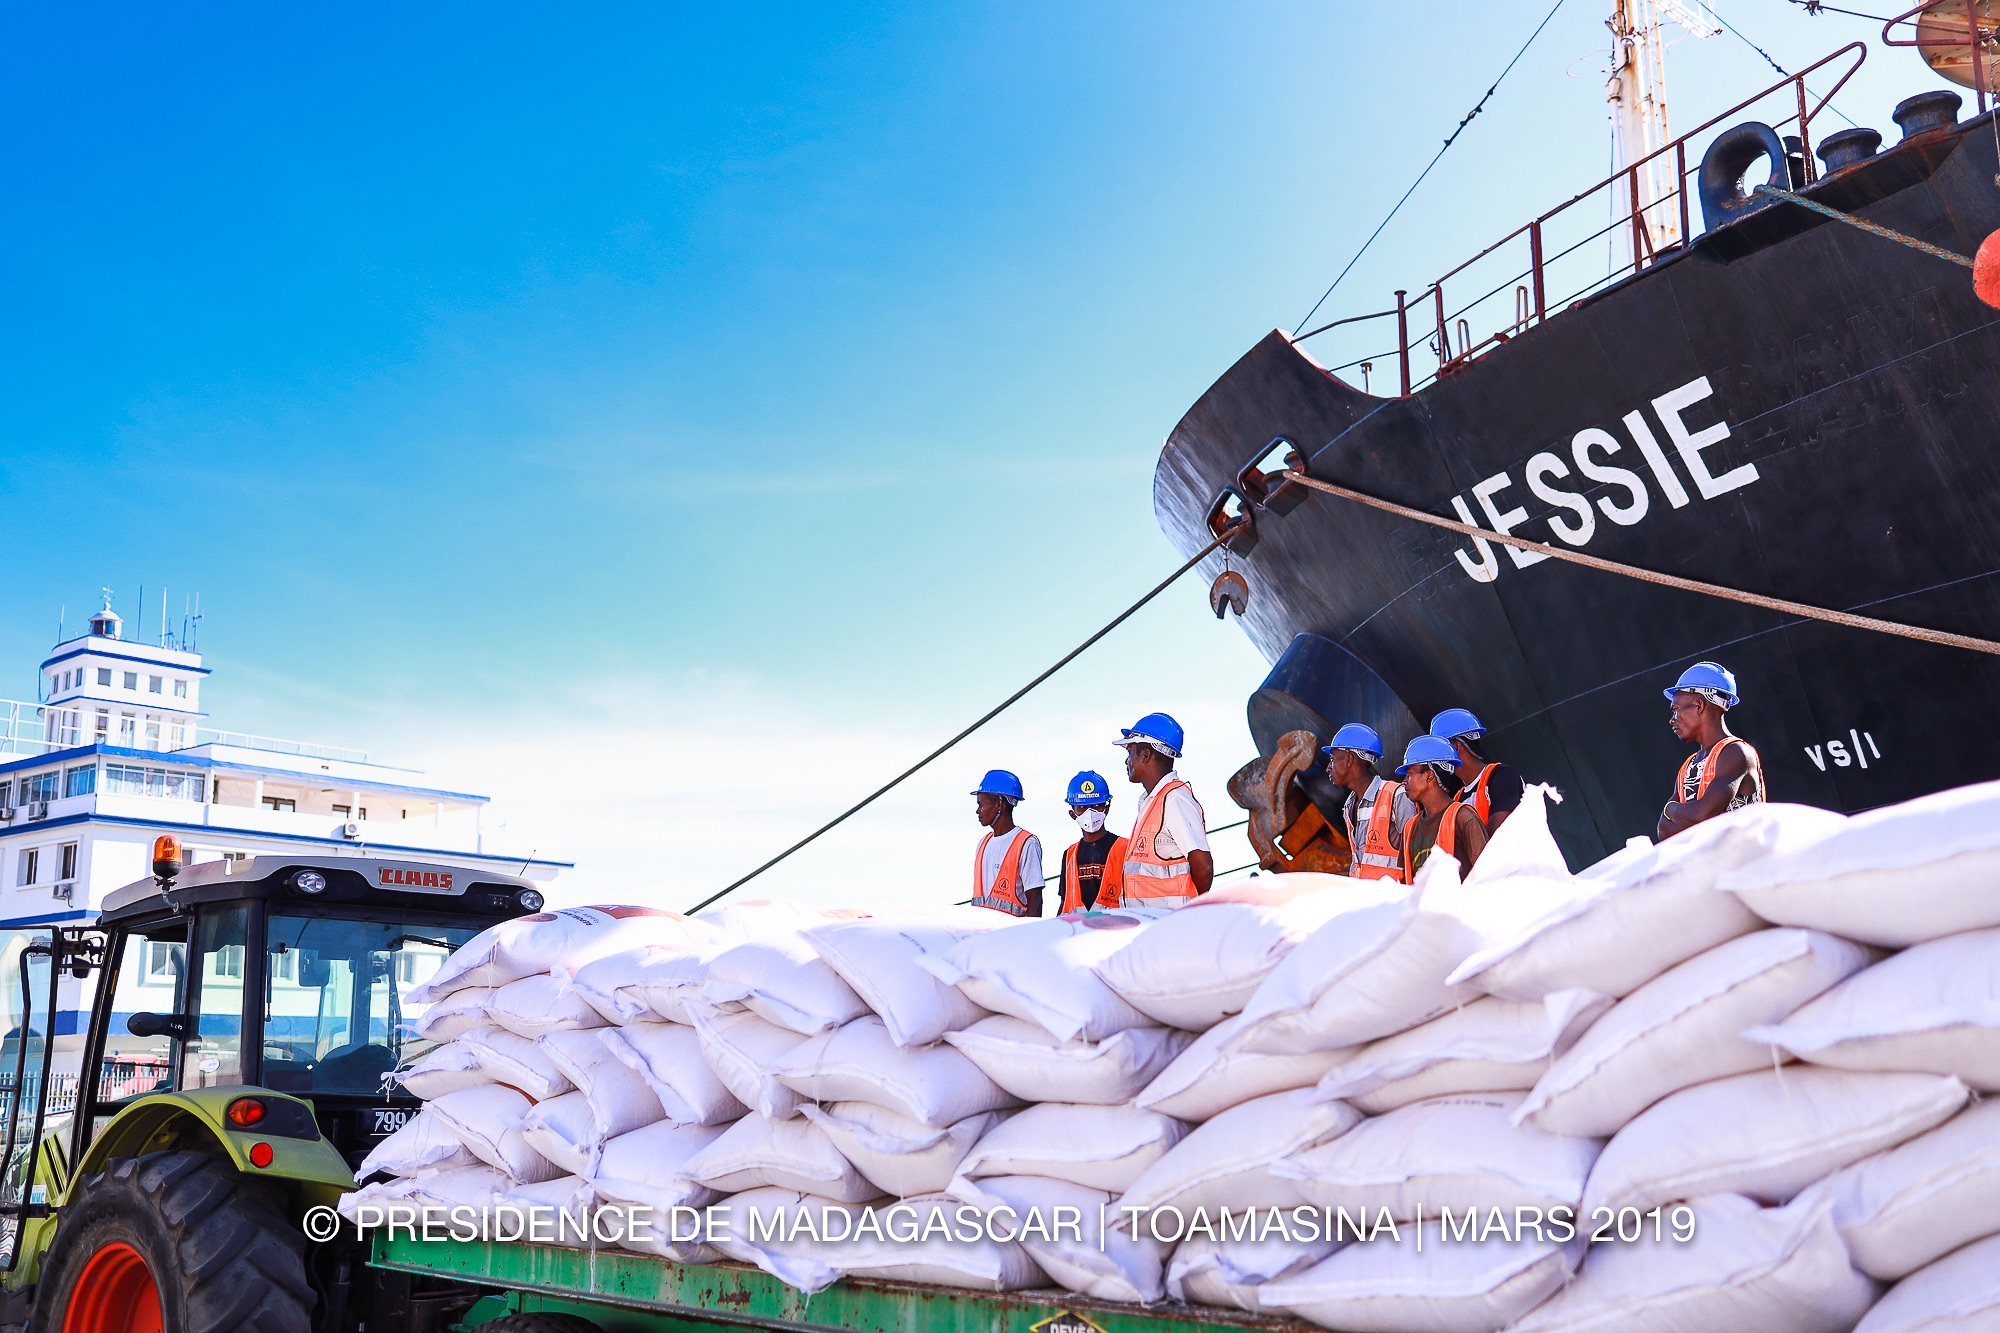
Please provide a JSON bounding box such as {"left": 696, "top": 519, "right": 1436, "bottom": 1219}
{"left": 1806, "top": 729, "right": 1883, "bottom": 772}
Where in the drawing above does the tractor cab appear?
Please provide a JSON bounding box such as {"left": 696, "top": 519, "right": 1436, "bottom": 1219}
{"left": 0, "top": 838, "right": 543, "bottom": 1330}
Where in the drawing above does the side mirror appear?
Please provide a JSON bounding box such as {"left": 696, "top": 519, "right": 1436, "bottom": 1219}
{"left": 126, "top": 1012, "right": 189, "bottom": 1040}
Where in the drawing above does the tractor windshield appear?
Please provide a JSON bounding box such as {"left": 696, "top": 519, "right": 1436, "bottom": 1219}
{"left": 261, "top": 914, "right": 479, "bottom": 1096}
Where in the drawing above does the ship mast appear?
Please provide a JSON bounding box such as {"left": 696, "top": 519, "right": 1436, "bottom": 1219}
{"left": 1606, "top": 0, "right": 1717, "bottom": 266}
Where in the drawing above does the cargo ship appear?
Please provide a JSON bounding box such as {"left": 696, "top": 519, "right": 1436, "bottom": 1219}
{"left": 1161, "top": 1, "right": 2000, "bottom": 865}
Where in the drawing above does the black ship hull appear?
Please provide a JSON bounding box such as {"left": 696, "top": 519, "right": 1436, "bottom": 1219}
{"left": 1155, "top": 112, "right": 2000, "bottom": 865}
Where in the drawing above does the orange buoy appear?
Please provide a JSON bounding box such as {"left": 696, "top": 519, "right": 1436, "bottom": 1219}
{"left": 1977, "top": 230, "right": 2000, "bottom": 309}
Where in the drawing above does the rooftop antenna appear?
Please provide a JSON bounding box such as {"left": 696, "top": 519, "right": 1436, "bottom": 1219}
{"left": 189, "top": 594, "right": 202, "bottom": 654}
{"left": 137, "top": 584, "right": 144, "bottom": 641}
{"left": 160, "top": 586, "right": 168, "bottom": 648}
{"left": 57, "top": 606, "right": 64, "bottom": 643}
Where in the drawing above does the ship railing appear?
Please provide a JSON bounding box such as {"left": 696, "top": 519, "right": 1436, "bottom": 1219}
{"left": 1881, "top": 1, "right": 1993, "bottom": 116}
{"left": 1297, "top": 42, "right": 1868, "bottom": 397}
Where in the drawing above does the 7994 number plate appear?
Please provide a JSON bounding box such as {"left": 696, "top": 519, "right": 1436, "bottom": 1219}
{"left": 369, "top": 1107, "right": 415, "bottom": 1137}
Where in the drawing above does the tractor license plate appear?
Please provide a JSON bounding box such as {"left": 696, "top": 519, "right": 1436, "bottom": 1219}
{"left": 369, "top": 1107, "right": 414, "bottom": 1137}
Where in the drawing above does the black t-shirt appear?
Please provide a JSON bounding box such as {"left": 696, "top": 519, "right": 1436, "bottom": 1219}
{"left": 1071, "top": 836, "right": 1113, "bottom": 909}
{"left": 1479, "top": 763, "right": 1525, "bottom": 819}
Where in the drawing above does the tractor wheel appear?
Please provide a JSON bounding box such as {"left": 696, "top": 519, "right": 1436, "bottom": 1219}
{"left": 474, "top": 1317, "right": 602, "bottom": 1332}
{"left": 33, "top": 1150, "right": 312, "bottom": 1333}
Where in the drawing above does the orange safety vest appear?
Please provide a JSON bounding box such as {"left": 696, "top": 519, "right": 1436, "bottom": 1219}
{"left": 1347, "top": 779, "right": 1407, "bottom": 882}
{"left": 1459, "top": 762, "right": 1499, "bottom": 825}
{"left": 1401, "top": 800, "right": 1465, "bottom": 881}
{"left": 1123, "top": 779, "right": 1203, "bottom": 905}
{"left": 971, "top": 828, "right": 1036, "bottom": 916}
{"left": 1675, "top": 736, "right": 1765, "bottom": 809}
{"left": 1058, "top": 836, "right": 1128, "bottom": 914}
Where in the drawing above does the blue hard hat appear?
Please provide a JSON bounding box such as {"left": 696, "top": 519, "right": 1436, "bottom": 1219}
{"left": 1663, "top": 661, "right": 1740, "bottom": 708}
{"left": 1116, "top": 712, "right": 1185, "bottom": 758}
{"left": 1430, "top": 708, "right": 1484, "bottom": 742}
{"left": 1396, "top": 734, "right": 1461, "bottom": 775}
{"left": 972, "top": 770, "right": 1025, "bottom": 802}
{"left": 1321, "top": 722, "right": 1384, "bottom": 759}
{"left": 1066, "top": 771, "right": 1113, "bottom": 807}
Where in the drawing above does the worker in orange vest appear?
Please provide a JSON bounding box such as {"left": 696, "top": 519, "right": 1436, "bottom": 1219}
{"left": 1429, "top": 708, "right": 1525, "bottom": 835}
{"left": 1658, "top": 661, "right": 1764, "bottom": 840}
{"left": 970, "top": 770, "right": 1042, "bottom": 916}
{"left": 1321, "top": 722, "right": 1415, "bottom": 882}
{"left": 1115, "top": 712, "right": 1212, "bottom": 904}
{"left": 1398, "top": 735, "right": 1488, "bottom": 878}
{"left": 1057, "top": 770, "right": 1126, "bottom": 913}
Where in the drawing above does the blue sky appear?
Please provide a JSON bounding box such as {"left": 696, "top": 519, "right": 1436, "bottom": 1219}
{"left": 0, "top": 3, "right": 1942, "bottom": 904}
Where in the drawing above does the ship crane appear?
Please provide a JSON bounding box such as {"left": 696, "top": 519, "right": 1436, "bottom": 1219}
{"left": 1606, "top": 0, "right": 1718, "bottom": 267}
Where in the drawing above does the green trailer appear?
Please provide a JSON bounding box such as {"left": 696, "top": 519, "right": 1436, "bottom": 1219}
{"left": 372, "top": 1233, "right": 1318, "bottom": 1333}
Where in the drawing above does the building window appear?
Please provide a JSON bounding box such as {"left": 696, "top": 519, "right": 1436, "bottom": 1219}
{"left": 173, "top": 679, "right": 188, "bottom": 698}
{"left": 144, "top": 717, "right": 161, "bottom": 748}
{"left": 104, "top": 764, "right": 205, "bottom": 801}
{"left": 148, "top": 675, "right": 162, "bottom": 693}
{"left": 331, "top": 804, "right": 350, "bottom": 817}
{"left": 96, "top": 668, "right": 111, "bottom": 686}
{"left": 119, "top": 714, "right": 136, "bottom": 745}
{"left": 18, "top": 849, "right": 37, "bottom": 886}
{"left": 261, "top": 797, "right": 297, "bottom": 813}
{"left": 63, "top": 765, "right": 95, "bottom": 798}
{"left": 94, "top": 709, "right": 109, "bottom": 741}
{"left": 167, "top": 723, "right": 185, "bottom": 749}
{"left": 0, "top": 782, "right": 10, "bottom": 809}
{"left": 57, "top": 843, "right": 76, "bottom": 881}
{"left": 122, "top": 672, "right": 137, "bottom": 690}
{"left": 18, "top": 772, "right": 58, "bottom": 806}
{"left": 145, "top": 940, "right": 179, "bottom": 980}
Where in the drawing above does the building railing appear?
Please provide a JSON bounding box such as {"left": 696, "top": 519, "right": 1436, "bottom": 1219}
{"left": 186, "top": 730, "right": 368, "bottom": 764}
{"left": 1297, "top": 43, "right": 1869, "bottom": 395}
{"left": 0, "top": 698, "right": 366, "bottom": 765}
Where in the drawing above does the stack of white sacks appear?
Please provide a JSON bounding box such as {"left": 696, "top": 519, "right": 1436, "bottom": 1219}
{"left": 342, "top": 780, "right": 2000, "bottom": 1333}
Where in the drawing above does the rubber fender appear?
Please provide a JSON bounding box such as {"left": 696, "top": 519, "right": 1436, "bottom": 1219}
{"left": 1976, "top": 231, "right": 2000, "bottom": 310}
{"left": 1699, "top": 121, "right": 1789, "bottom": 233}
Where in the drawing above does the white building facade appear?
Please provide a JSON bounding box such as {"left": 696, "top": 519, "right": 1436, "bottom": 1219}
{"left": 0, "top": 598, "right": 563, "bottom": 1039}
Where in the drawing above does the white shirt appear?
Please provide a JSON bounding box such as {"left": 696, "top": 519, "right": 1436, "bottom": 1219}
{"left": 1140, "top": 771, "right": 1208, "bottom": 860}
{"left": 979, "top": 826, "right": 1043, "bottom": 908}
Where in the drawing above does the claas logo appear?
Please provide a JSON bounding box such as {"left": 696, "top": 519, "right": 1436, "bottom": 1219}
{"left": 379, "top": 867, "right": 454, "bottom": 889}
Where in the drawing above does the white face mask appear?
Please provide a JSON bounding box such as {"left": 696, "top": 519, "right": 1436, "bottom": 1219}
{"left": 1074, "top": 808, "right": 1107, "bottom": 833}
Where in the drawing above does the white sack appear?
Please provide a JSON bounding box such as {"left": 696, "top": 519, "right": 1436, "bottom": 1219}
{"left": 1137, "top": 1012, "right": 1351, "bottom": 1122}
{"left": 1257, "top": 1218, "right": 1577, "bottom": 1333}
{"left": 800, "top": 1101, "right": 1004, "bottom": 1199}
{"left": 452, "top": 1025, "right": 575, "bottom": 1101}
{"left": 1275, "top": 1092, "right": 1598, "bottom": 1223}
{"left": 944, "top": 1015, "right": 1189, "bottom": 1105}
{"left": 708, "top": 1187, "right": 864, "bottom": 1294}
{"left": 501, "top": 1175, "right": 595, "bottom": 1249}
{"left": 1092, "top": 879, "right": 1362, "bottom": 1030}
{"left": 412, "top": 986, "right": 496, "bottom": 1042}
{"left": 538, "top": 1029, "right": 667, "bottom": 1140}
{"left": 1168, "top": 1231, "right": 1342, "bottom": 1312}
{"left": 1720, "top": 780, "right": 2000, "bottom": 946}
{"left": 355, "top": 1107, "right": 479, "bottom": 1179}
{"left": 1451, "top": 803, "right": 1842, "bottom": 1000}
{"left": 951, "top": 1174, "right": 1169, "bottom": 1304}
{"left": 688, "top": 1005, "right": 811, "bottom": 1120}
{"left": 954, "top": 1102, "right": 1187, "bottom": 1194}
{"left": 1511, "top": 1193, "right": 1878, "bottom": 1333}
{"left": 701, "top": 936, "right": 870, "bottom": 1036}
{"left": 1315, "top": 991, "right": 1609, "bottom": 1115}
{"left": 413, "top": 906, "right": 711, "bottom": 1002}
{"left": 1745, "top": 926, "right": 2000, "bottom": 1091}
{"left": 1854, "top": 1233, "right": 2000, "bottom": 1333}
{"left": 838, "top": 1193, "right": 1047, "bottom": 1291}
{"left": 1122, "top": 1088, "right": 1362, "bottom": 1216}
{"left": 1803, "top": 1098, "right": 2000, "bottom": 1280}
{"left": 518, "top": 1091, "right": 601, "bottom": 1177}
{"left": 482, "top": 973, "right": 607, "bottom": 1039}
{"left": 803, "top": 911, "right": 1003, "bottom": 1046}
{"left": 696, "top": 898, "right": 837, "bottom": 942}
{"left": 600, "top": 1023, "right": 749, "bottom": 1125}
{"left": 426, "top": 1084, "right": 565, "bottom": 1184}
{"left": 1229, "top": 848, "right": 1581, "bottom": 1056}
{"left": 683, "top": 1112, "right": 881, "bottom": 1203}
{"left": 591, "top": 1119, "right": 728, "bottom": 1217}
{"left": 1582, "top": 1067, "right": 1968, "bottom": 1215}
{"left": 1519, "top": 928, "right": 1871, "bottom": 1137}
{"left": 568, "top": 943, "right": 722, "bottom": 1026}
{"left": 918, "top": 908, "right": 1170, "bottom": 1042}
{"left": 774, "top": 1015, "right": 1018, "bottom": 1126}
{"left": 338, "top": 1165, "right": 512, "bottom": 1231}
{"left": 393, "top": 1040, "right": 496, "bottom": 1101}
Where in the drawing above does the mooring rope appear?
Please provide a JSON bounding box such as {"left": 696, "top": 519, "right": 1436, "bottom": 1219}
{"left": 1754, "top": 184, "right": 1975, "bottom": 267}
{"left": 688, "top": 530, "right": 1233, "bottom": 913}
{"left": 1280, "top": 469, "right": 2000, "bottom": 657}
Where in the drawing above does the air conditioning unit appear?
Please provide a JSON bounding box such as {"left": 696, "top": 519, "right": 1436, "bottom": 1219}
{"left": 28, "top": 802, "right": 49, "bottom": 820}
{"left": 50, "top": 883, "right": 73, "bottom": 904}
{"left": 341, "top": 821, "right": 362, "bottom": 840}
{"left": 0, "top": 807, "right": 14, "bottom": 822}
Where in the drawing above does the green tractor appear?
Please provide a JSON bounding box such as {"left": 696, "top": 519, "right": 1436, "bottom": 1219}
{"left": 0, "top": 835, "right": 545, "bottom": 1332}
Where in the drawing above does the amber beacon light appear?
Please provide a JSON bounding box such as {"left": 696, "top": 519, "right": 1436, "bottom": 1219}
{"left": 150, "top": 834, "right": 182, "bottom": 886}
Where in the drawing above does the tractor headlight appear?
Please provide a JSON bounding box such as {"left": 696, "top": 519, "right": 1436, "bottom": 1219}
{"left": 292, "top": 870, "right": 328, "bottom": 895}
{"left": 516, "top": 888, "right": 545, "bottom": 912}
